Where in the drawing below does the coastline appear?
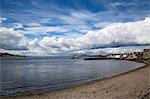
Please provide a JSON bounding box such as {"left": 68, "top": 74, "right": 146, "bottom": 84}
{"left": 2, "top": 61, "right": 150, "bottom": 99}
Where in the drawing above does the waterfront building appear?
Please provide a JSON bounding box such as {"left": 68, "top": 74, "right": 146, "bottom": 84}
{"left": 143, "top": 49, "right": 150, "bottom": 58}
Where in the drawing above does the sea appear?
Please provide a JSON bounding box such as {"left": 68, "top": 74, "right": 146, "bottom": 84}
{"left": 0, "top": 56, "right": 145, "bottom": 96}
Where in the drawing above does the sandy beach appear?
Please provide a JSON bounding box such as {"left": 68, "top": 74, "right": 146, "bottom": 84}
{"left": 2, "top": 63, "right": 149, "bottom": 99}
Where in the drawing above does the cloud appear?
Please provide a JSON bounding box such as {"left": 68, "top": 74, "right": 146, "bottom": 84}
{"left": 0, "top": 17, "right": 7, "bottom": 23}
{"left": 26, "top": 22, "right": 42, "bottom": 27}
{"left": 24, "top": 26, "right": 68, "bottom": 33}
{"left": 13, "top": 23, "right": 23, "bottom": 28}
{"left": 0, "top": 17, "right": 150, "bottom": 56}
{"left": 1, "top": 0, "right": 150, "bottom": 56}
{"left": 0, "top": 27, "right": 48, "bottom": 56}
{"left": 72, "top": 45, "right": 150, "bottom": 56}
{"left": 0, "top": 27, "right": 28, "bottom": 50}
{"left": 38, "top": 17, "right": 150, "bottom": 52}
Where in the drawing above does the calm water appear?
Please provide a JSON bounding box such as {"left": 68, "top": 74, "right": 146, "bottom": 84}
{"left": 0, "top": 57, "right": 145, "bottom": 96}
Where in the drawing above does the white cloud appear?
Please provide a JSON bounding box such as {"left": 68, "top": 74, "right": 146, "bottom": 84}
{"left": 26, "top": 22, "right": 42, "bottom": 27}
{"left": 62, "top": 24, "right": 92, "bottom": 33}
{"left": 38, "top": 17, "right": 150, "bottom": 52}
{"left": 13, "top": 23, "right": 23, "bottom": 28}
{"left": 58, "top": 10, "right": 94, "bottom": 31}
{"left": 0, "top": 17, "right": 150, "bottom": 56}
{"left": 111, "top": 2, "right": 123, "bottom": 7}
{"left": 0, "top": 27, "right": 61, "bottom": 55}
{"left": 0, "top": 17, "right": 7, "bottom": 23}
{"left": 70, "top": 10, "right": 94, "bottom": 21}
{"left": 0, "top": 27, "right": 28, "bottom": 50}
{"left": 72, "top": 45, "right": 150, "bottom": 56}
{"left": 24, "top": 26, "right": 68, "bottom": 33}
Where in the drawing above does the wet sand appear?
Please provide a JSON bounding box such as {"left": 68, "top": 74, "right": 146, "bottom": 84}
{"left": 2, "top": 64, "right": 150, "bottom": 99}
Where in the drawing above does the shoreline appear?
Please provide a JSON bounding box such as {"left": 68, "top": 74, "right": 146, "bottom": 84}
{"left": 1, "top": 60, "right": 150, "bottom": 99}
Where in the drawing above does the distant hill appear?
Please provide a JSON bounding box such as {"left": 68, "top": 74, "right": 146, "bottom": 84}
{"left": 0, "top": 52, "right": 25, "bottom": 57}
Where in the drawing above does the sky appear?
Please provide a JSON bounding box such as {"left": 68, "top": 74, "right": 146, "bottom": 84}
{"left": 0, "top": 0, "right": 150, "bottom": 56}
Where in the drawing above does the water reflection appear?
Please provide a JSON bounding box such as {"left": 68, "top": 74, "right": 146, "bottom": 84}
{"left": 0, "top": 57, "right": 144, "bottom": 96}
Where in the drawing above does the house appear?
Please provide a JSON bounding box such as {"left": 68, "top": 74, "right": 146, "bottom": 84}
{"left": 107, "top": 54, "right": 121, "bottom": 59}
{"left": 143, "top": 49, "right": 150, "bottom": 58}
{"left": 125, "top": 53, "right": 135, "bottom": 59}
{"left": 120, "top": 53, "right": 128, "bottom": 59}
{"left": 133, "top": 52, "right": 143, "bottom": 59}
